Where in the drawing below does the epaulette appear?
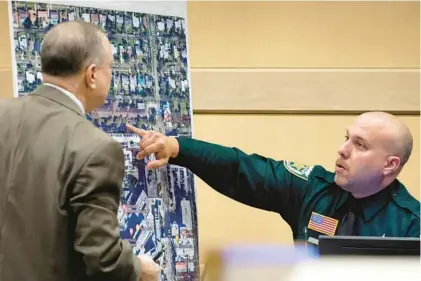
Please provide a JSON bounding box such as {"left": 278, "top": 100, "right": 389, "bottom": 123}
{"left": 391, "top": 182, "right": 420, "bottom": 219}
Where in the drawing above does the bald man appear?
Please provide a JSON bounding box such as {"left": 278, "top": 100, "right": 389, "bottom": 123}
{"left": 125, "top": 111, "right": 420, "bottom": 245}
{"left": 0, "top": 21, "right": 159, "bottom": 281}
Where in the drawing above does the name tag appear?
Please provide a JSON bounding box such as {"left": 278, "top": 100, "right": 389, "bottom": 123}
{"left": 307, "top": 237, "right": 319, "bottom": 246}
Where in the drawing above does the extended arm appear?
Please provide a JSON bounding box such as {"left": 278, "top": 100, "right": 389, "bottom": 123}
{"left": 125, "top": 124, "right": 313, "bottom": 231}
{"left": 170, "top": 137, "right": 311, "bottom": 228}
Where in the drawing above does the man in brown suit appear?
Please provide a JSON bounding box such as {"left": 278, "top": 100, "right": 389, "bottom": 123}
{"left": 0, "top": 21, "right": 160, "bottom": 281}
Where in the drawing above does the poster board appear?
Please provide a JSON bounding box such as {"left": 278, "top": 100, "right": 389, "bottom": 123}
{"left": 8, "top": 1, "right": 198, "bottom": 280}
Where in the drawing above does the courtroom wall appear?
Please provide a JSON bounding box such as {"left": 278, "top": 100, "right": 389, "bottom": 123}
{"left": 186, "top": 0, "right": 420, "bottom": 265}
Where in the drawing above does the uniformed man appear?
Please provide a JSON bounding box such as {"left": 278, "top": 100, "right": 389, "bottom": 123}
{"left": 126, "top": 111, "right": 420, "bottom": 244}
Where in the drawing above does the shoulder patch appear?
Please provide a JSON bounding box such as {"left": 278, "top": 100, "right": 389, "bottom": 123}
{"left": 284, "top": 161, "right": 314, "bottom": 181}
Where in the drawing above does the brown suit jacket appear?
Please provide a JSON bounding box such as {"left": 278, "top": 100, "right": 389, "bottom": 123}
{"left": 0, "top": 85, "right": 141, "bottom": 281}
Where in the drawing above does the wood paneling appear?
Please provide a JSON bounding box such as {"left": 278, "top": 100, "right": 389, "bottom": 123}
{"left": 190, "top": 69, "right": 420, "bottom": 113}
{"left": 0, "top": 1, "right": 13, "bottom": 100}
{"left": 187, "top": 1, "right": 420, "bottom": 68}
{"left": 0, "top": 69, "right": 14, "bottom": 99}
{"left": 0, "top": 1, "right": 12, "bottom": 68}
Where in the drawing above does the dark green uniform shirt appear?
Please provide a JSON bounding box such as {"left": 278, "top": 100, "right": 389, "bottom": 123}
{"left": 170, "top": 137, "right": 420, "bottom": 243}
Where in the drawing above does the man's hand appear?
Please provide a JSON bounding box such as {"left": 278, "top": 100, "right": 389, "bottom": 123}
{"left": 126, "top": 124, "right": 179, "bottom": 169}
{"left": 137, "top": 254, "right": 161, "bottom": 281}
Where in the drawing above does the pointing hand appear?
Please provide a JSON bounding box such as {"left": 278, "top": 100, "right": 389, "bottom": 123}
{"left": 126, "top": 124, "right": 179, "bottom": 169}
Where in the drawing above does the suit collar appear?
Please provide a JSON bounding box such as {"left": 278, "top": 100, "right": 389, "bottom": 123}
{"left": 31, "top": 84, "right": 85, "bottom": 117}
{"left": 43, "top": 83, "right": 85, "bottom": 114}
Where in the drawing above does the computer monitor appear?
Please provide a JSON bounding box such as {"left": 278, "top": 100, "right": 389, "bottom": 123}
{"left": 318, "top": 235, "right": 420, "bottom": 256}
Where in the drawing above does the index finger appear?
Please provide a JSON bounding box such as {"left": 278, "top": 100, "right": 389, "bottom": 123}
{"left": 126, "top": 123, "right": 147, "bottom": 136}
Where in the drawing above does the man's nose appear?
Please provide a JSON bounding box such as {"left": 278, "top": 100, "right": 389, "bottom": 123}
{"left": 337, "top": 141, "right": 350, "bottom": 159}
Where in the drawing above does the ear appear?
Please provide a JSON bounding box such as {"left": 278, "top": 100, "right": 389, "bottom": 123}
{"left": 84, "top": 64, "right": 97, "bottom": 90}
{"left": 383, "top": 156, "right": 401, "bottom": 175}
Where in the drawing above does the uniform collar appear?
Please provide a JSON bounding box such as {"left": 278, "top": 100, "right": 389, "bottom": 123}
{"left": 338, "top": 180, "right": 399, "bottom": 222}
{"left": 314, "top": 168, "right": 399, "bottom": 222}
{"left": 31, "top": 84, "right": 85, "bottom": 116}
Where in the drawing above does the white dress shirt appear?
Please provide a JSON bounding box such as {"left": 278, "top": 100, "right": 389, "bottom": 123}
{"left": 43, "top": 83, "right": 85, "bottom": 114}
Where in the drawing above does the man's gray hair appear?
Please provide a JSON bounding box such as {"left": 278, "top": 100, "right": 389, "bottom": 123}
{"left": 40, "top": 20, "right": 107, "bottom": 77}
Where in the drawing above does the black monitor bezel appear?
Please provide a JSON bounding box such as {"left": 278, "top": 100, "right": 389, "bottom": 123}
{"left": 318, "top": 235, "right": 420, "bottom": 256}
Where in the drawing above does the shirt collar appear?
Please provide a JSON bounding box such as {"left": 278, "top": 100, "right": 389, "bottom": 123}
{"left": 315, "top": 170, "right": 398, "bottom": 222}
{"left": 358, "top": 181, "right": 398, "bottom": 222}
{"left": 43, "top": 83, "right": 85, "bottom": 115}
{"left": 337, "top": 181, "right": 398, "bottom": 223}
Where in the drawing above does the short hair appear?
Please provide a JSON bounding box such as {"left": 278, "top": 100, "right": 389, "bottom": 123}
{"left": 40, "top": 20, "right": 107, "bottom": 77}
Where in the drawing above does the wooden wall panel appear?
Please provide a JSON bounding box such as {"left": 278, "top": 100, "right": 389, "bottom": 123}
{"left": 0, "top": 1, "right": 13, "bottom": 100}
{"left": 187, "top": 1, "right": 420, "bottom": 68}
{"left": 0, "top": 69, "right": 14, "bottom": 100}
{"left": 0, "top": 1, "right": 12, "bottom": 68}
{"left": 191, "top": 69, "right": 420, "bottom": 113}
{"left": 187, "top": 1, "right": 420, "bottom": 113}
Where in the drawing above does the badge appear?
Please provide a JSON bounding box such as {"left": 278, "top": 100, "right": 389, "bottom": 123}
{"left": 284, "top": 161, "right": 314, "bottom": 181}
{"left": 307, "top": 212, "right": 338, "bottom": 236}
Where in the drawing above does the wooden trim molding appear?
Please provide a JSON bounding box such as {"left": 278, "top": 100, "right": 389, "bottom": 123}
{"left": 190, "top": 69, "right": 420, "bottom": 113}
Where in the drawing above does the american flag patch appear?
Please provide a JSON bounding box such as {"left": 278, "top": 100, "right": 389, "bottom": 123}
{"left": 307, "top": 212, "right": 338, "bottom": 236}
